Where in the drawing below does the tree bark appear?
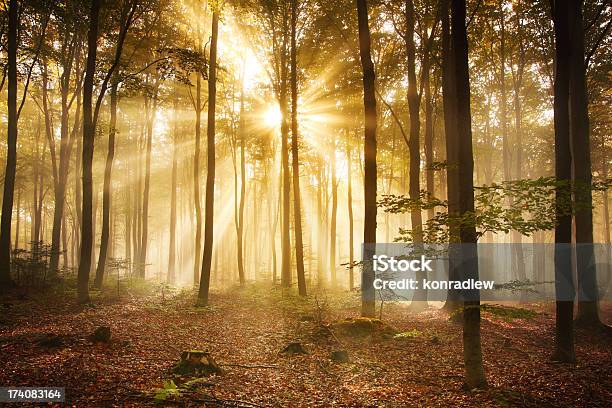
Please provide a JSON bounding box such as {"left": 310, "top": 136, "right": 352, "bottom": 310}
{"left": 94, "top": 80, "right": 119, "bottom": 288}
{"left": 291, "top": 0, "right": 306, "bottom": 296}
{"left": 280, "top": 7, "right": 292, "bottom": 289}
{"left": 442, "top": 0, "right": 461, "bottom": 311}
{"left": 197, "top": 11, "right": 219, "bottom": 306}
{"left": 168, "top": 94, "right": 178, "bottom": 285}
{"left": 551, "top": 0, "right": 576, "bottom": 362}
{"left": 77, "top": 0, "right": 102, "bottom": 303}
{"left": 356, "top": 0, "right": 377, "bottom": 317}
{"left": 570, "top": 0, "right": 601, "bottom": 327}
{"left": 0, "top": 0, "right": 18, "bottom": 286}
{"left": 139, "top": 95, "right": 156, "bottom": 278}
{"left": 451, "top": 0, "right": 487, "bottom": 389}
{"left": 347, "top": 131, "right": 355, "bottom": 290}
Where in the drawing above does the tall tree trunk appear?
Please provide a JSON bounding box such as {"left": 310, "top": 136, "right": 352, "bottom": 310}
{"left": 236, "top": 69, "right": 246, "bottom": 286}
{"left": 139, "top": 96, "right": 156, "bottom": 278}
{"left": 77, "top": 0, "right": 102, "bottom": 303}
{"left": 330, "top": 141, "right": 337, "bottom": 286}
{"left": 50, "top": 38, "right": 78, "bottom": 273}
{"left": 551, "top": 0, "right": 575, "bottom": 362}
{"left": 280, "top": 9, "right": 292, "bottom": 289}
{"left": 168, "top": 95, "right": 178, "bottom": 285}
{"left": 291, "top": 0, "right": 306, "bottom": 296}
{"left": 197, "top": 11, "right": 219, "bottom": 306}
{"left": 570, "top": 0, "right": 600, "bottom": 327}
{"left": 406, "top": 0, "right": 426, "bottom": 310}
{"left": 442, "top": 0, "right": 461, "bottom": 311}
{"left": 451, "top": 0, "right": 487, "bottom": 389}
{"left": 193, "top": 45, "right": 203, "bottom": 287}
{"left": 0, "top": 0, "right": 18, "bottom": 286}
{"left": 94, "top": 80, "right": 119, "bottom": 288}
{"left": 346, "top": 130, "right": 355, "bottom": 290}
{"left": 356, "top": 0, "right": 377, "bottom": 317}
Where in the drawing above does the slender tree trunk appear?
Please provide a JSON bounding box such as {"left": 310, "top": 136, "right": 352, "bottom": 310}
{"left": 551, "top": 0, "right": 575, "bottom": 362}
{"left": 139, "top": 96, "right": 156, "bottom": 278}
{"left": 442, "top": 0, "right": 461, "bottom": 311}
{"left": 50, "top": 40, "right": 77, "bottom": 273}
{"left": 330, "top": 141, "right": 337, "bottom": 286}
{"left": 406, "top": 0, "right": 426, "bottom": 310}
{"left": 77, "top": 0, "right": 102, "bottom": 303}
{"left": 193, "top": 46, "right": 203, "bottom": 287}
{"left": 569, "top": 0, "right": 601, "bottom": 327}
{"left": 0, "top": 0, "right": 19, "bottom": 286}
{"left": 14, "top": 188, "right": 20, "bottom": 252}
{"left": 347, "top": 131, "right": 355, "bottom": 290}
{"left": 236, "top": 69, "right": 246, "bottom": 286}
{"left": 168, "top": 95, "right": 178, "bottom": 285}
{"left": 291, "top": 0, "right": 306, "bottom": 296}
{"left": 197, "top": 11, "right": 219, "bottom": 306}
{"left": 94, "top": 80, "right": 119, "bottom": 288}
{"left": 280, "top": 10, "right": 292, "bottom": 289}
{"left": 356, "top": 0, "right": 377, "bottom": 317}
{"left": 451, "top": 0, "right": 487, "bottom": 389}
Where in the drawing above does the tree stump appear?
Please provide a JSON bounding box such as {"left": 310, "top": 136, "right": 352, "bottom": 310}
{"left": 331, "top": 350, "right": 349, "bottom": 363}
{"left": 91, "top": 326, "right": 111, "bottom": 343}
{"left": 173, "top": 350, "right": 223, "bottom": 376}
{"left": 281, "top": 342, "right": 307, "bottom": 354}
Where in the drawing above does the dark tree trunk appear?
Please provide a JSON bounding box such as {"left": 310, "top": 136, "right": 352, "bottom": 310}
{"left": 0, "top": 0, "right": 18, "bottom": 286}
{"left": 94, "top": 80, "right": 119, "bottom": 288}
{"left": 570, "top": 0, "right": 601, "bottom": 328}
{"left": 406, "top": 0, "right": 426, "bottom": 310}
{"left": 451, "top": 0, "right": 487, "bottom": 389}
{"left": 197, "top": 11, "right": 219, "bottom": 306}
{"left": 356, "top": 0, "right": 377, "bottom": 317}
{"left": 442, "top": 0, "right": 461, "bottom": 311}
{"left": 291, "top": 0, "right": 306, "bottom": 296}
{"left": 77, "top": 0, "right": 102, "bottom": 303}
{"left": 193, "top": 51, "right": 202, "bottom": 286}
{"left": 551, "top": 0, "right": 575, "bottom": 362}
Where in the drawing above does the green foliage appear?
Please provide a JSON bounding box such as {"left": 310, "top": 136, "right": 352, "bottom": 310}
{"left": 480, "top": 304, "right": 537, "bottom": 321}
{"left": 393, "top": 329, "right": 423, "bottom": 339}
{"left": 380, "top": 177, "right": 612, "bottom": 243}
{"left": 153, "top": 380, "right": 180, "bottom": 402}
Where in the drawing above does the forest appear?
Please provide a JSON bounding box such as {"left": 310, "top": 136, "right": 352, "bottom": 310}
{"left": 0, "top": 0, "right": 610, "bottom": 406}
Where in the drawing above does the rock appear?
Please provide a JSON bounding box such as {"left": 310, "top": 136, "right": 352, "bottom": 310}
{"left": 331, "top": 350, "right": 349, "bottom": 363}
{"left": 91, "top": 326, "right": 111, "bottom": 343}
{"left": 173, "top": 350, "right": 223, "bottom": 376}
{"left": 281, "top": 342, "right": 307, "bottom": 354}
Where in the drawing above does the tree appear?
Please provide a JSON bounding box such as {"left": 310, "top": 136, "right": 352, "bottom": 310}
{"left": 356, "top": 0, "right": 377, "bottom": 318}
{"left": 0, "top": 0, "right": 19, "bottom": 287}
{"left": 94, "top": 79, "right": 119, "bottom": 288}
{"left": 77, "top": 0, "right": 102, "bottom": 303}
{"left": 290, "top": 0, "right": 307, "bottom": 296}
{"left": 570, "top": 0, "right": 602, "bottom": 328}
{"left": 550, "top": 0, "right": 576, "bottom": 363}
{"left": 451, "top": 0, "right": 487, "bottom": 389}
{"left": 197, "top": 10, "right": 219, "bottom": 306}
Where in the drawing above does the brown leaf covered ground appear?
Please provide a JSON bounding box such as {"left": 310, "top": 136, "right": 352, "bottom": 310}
{"left": 0, "top": 285, "right": 610, "bottom": 407}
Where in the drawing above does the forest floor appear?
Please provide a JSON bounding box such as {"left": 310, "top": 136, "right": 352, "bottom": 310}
{"left": 0, "top": 283, "right": 610, "bottom": 407}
